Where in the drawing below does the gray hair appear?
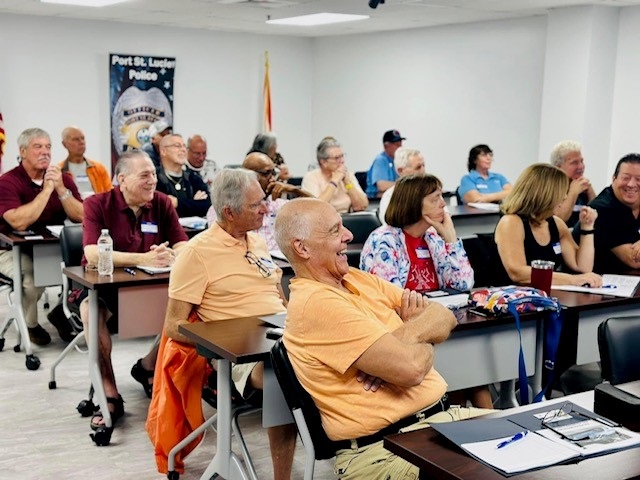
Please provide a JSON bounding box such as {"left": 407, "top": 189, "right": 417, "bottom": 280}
{"left": 394, "top": 148, "right": 421, "bottom": 173}
{"left": 115, "top": 150, "right": 152, "bottom": 177}
{"left": 18, "top": 128, "right": 50, "bottom": 150}
{"left": 211, "top": 168, "right": 259, "bottom": 219}
{"left": 159, "top": 133, "right": 184, "bottom": 148}
{"left": 550, "top": 140, "right": 582, "bottom": 167}
{"left": 250, "top": 132, "right": 277, "bottom": 155}
{"left": 316, "top": 138, "right": 341, "bottom": 163}
{"left": 274, "top": 198, "right": 315, "bottom": 262}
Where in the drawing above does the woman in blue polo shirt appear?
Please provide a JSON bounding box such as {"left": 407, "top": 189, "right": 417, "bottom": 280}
{"left": 458, "top": 144, "right": 512, "bottom": 204}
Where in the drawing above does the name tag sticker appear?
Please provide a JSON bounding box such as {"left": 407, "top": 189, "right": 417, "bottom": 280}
{"left": 573, "top": 205, "right": 582, "bottom": 212}
{"left": 416, "top": 247, "right": 431, "bottom": 259}
{"left": 553, "top": 242, "right": 562, "bottom": 254}
{"left": 477, "top": 184, "right": 488, "bottom": 190}
{"left": 141, "top": 222, "right": 158, "bottom": 234}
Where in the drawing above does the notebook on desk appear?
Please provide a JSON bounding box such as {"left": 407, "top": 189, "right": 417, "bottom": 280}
{"left": 431, "top": 403, "right": 640, "bottom": 476}
{"left": 135, "top": 265, "right": 172, "bottom": 275}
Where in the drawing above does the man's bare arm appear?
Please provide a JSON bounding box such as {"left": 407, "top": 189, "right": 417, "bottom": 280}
{"left": 164, "top": 297, "right": 197, "bottom": 343}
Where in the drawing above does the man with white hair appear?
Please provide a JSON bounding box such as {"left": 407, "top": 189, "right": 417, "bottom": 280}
{"left": 550, "top": 140, "right": 596, "bottom": 227}
{"left": 0, "top": 128, "right": 83, "bottom": 345}
{"left": 143, "top": 119, "right": 172, "bottom": 166}
{"left": 377, "top": 147, "right": 426, "bottom": 224}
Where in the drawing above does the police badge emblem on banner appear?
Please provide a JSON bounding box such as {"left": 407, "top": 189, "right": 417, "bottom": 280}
{"left": 109, "top": 53, "right": 176, "bottom": 171}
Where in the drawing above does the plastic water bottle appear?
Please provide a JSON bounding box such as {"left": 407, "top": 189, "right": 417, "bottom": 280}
{"left": 97, "top": 229, "right": 114, "bottom": 276}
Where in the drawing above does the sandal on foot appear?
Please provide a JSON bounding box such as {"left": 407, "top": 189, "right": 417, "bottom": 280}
{"left": 90, "top": 395, "right": 124, "bottom": 431}
{"left": 131, "top": 358, "right": 154, "bottom": 399}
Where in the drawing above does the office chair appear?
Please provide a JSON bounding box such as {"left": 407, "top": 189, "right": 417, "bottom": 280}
{"left": 0, "top": 270, "right": 41, "bottom": 370}
{"left": 46, "top": 225, "right": 100, "bottom": 416}
{"left": 598, "top": 315, "right": 640, "bottom": 385}
{"left": 271, "top": 338, "right": 342, "bottom": 480}
{"left": 461, "top": 233, "right": 510, "bottom": 288}
{"left": 341, "top": 212, "right": 381, "bottom": 268}
{"left": 354, "top": 171, "right": 368, "bottom": 195}
{"left": 288, "top": 176, "right": 303, "bottom": 187}
{"left": 455, "top": 187, "right": 463, "bottom": 205}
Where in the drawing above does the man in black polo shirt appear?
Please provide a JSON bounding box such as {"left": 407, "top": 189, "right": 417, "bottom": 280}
{"left": 577, "top": 154, "right": 640, "bottom": 273}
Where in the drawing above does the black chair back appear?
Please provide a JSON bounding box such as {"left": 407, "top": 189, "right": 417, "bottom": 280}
{"left": 288, "top": 176, "right": 303, "bottom": 187}
{"left": 341, "top": 212, "right": 381, "bottom": 245}
{"left": 270, "top": 338, "right": 341, "bottom": 460}
{"left": 598, "top": 316, "right": 640, "bottom": 385}
{"left": 462, "top": 233, "right": 510, "bottom": 287}
{"left": 354, "top": 171, "right": 368, "bottom": 194}
{"left": 60, "top": 224, "right": 84, "bottom": 267}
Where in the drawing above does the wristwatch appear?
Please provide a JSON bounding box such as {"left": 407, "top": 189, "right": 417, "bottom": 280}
{"left": 58, "top": 189, "right": 72, "bottom": 201}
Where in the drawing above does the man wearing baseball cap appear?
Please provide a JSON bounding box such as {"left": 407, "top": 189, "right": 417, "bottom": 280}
{"left": 143, "top": 119, "right": 172, "bottom": 166}
{"left": 366, "top": 129, "right": 405, "bottom": 198}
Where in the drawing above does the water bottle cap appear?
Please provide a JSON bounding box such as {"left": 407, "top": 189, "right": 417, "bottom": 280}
{"left": 101, "top": 229, "right": 109, "bottom": 234}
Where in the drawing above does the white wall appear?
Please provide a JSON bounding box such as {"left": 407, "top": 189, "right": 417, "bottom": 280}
{"left": 313, "top": 16, "right": 548, "bottom": 190}
{"left": 3, "top": 7, "right": 640, "bottom": 189}
{"left": 610, "top": 6, "right": 640, "bottom": 177}
{"left": 0, "top": 13, "right": 314, "bottom": 175}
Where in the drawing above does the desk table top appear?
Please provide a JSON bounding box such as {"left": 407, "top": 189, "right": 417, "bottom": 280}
{"left": 179, "top": 316, "right": 276, "bottom": 364}
{"left": 62, "top": 265, "right": 170, "bottom": 289}
{"left": 0, "top": 229, "right": 60, "bottom": 246}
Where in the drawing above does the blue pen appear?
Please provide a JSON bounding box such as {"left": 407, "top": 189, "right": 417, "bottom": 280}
{"left": 496, "top": 431, "right": 528, "bottom": 449}
{"left": 601, "top": 284, "right": 617, "bottom": 289}
{"left": 124, "top": 268, "right": 136, "bottom": 276}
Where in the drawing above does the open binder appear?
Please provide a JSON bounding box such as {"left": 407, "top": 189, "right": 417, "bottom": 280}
{"left": 431, "top": 403, "right": 640, "bottom": 476}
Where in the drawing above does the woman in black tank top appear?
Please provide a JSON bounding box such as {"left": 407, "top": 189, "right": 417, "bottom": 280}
{"left": 494, "top": 163, "right": 602, "bottom": 288}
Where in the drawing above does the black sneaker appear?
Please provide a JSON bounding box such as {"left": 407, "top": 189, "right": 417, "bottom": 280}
{"left": 47, "top": 304, "right": 77, "bottom": 343}
{"left": 28, "top": 325, "right": 51, "bottom": 346}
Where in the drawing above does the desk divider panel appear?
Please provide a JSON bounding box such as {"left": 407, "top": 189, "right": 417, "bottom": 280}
{"left": 118, "top": 284, "right": 168, "bottom": 339}
{"left": 33, "top": 243, "right": 63, "bottom": 287}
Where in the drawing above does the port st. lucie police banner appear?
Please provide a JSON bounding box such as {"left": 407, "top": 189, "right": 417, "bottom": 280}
{"left": 109, "top": 53, "right": 176, "bottom": 171}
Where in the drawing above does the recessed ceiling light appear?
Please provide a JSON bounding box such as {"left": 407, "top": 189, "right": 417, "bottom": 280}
{"left": 266, "top": 13, "right": 369, "bottom": 27}
{"left": 41, "top": 0, "right": 129, "bottom": 6}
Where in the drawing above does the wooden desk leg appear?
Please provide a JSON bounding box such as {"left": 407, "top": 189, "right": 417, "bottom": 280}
{"left": 88, "top": 289, "right": 111, "bottom": 428}
{"left": 11, "top": 245, "right": 33, "bottom": 356}
{"left": 199, "top": 359, "right": 249, "bottom": 480}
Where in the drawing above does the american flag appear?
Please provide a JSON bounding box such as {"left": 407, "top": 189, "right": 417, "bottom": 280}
{"left": 0, "top": 111, "right": 5, "bottom": 173}
{"left": 263, "top": 51, "right": 272, "bottom": 132}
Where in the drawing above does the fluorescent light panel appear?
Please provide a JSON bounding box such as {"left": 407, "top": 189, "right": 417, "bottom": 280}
{"left": 267, "top": 13, "right": 369, "bottom": 27}
{"left": 41, "top": 0, "right": 128, "bottom": 6}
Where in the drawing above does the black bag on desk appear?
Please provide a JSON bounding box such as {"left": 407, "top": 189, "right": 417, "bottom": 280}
{"left": 594, "top": 383, "right": 640, "bottom": 432}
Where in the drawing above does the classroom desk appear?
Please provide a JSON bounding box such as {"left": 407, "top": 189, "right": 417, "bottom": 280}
{"left": 435, "top": 308, "right": 540, "bottom": 394}
{"left": 551, "top": 287, "right": 640, "bottom": 367}
{"left": 448, "top": 205, "right": 500, "bottom": 237}
{"left": 0, "top": 230, "right": 61, "bottom": 364}
{"left": 62, "top": 266, "right": 170, "bottom": 436}
{"left": 384, "top": 383, "right": 640, "bottom": 480}
{"left": 179, "top": 316, "right": 285, "bottom": 480}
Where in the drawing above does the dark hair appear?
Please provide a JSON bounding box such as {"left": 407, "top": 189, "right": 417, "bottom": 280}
{"left": 613, "top": 153, "right": 640, "bottom": 177}
{"left": 385, "top": 174, "right": 442, "bottom": 227}
{"left": 248, "top": 132, "right": 277, "bottom": 156}
{"left": 467, "top": 144, "right": 493, "bottom": 172}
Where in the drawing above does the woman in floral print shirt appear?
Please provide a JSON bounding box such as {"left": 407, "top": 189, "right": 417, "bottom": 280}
{"left": 360, "top": 174, "right": 474, "bottom": 292}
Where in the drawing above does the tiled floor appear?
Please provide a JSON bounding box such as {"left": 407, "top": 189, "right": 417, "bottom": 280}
{"left": 0, "top": 296, "right": 336, "bottom": 479}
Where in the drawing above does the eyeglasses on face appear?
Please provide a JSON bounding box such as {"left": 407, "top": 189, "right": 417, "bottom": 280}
{"left": 188, "top": 149, "right": 206, "bottom": 156}
{"left": 325, "top": 153, "right": 345, "bottom": 161}
{"left": 245, "top": 251, "right": 272, "bottom": 278}
{"left": 255, "top": 168, "right": 278, "bottom": 177}
{"left": 165, "top": 143, "right": 187, "bottom": 150}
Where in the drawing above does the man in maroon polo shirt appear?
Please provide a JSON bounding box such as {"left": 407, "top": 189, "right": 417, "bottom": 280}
{"left": 80, "top": 150, "right": 188, "bottom": 429}
{"left": 0, "top": 127, "right": 83, "bottom": 345}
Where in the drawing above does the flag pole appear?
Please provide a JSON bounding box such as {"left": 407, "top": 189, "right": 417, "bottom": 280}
{"left": 263, "top": 51, "right": 272, "bottom": 132}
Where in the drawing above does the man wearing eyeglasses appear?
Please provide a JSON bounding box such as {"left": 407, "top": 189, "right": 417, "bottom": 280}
{"left": 185, "top": 134, "right": 218, "bottom": 189}
{"left": 275, "top": 198, "right": 490, "bottom": 479}
{"left": 149, "top": 168, "right": 297, "bottom": 478}
{"left": 207, "top": 152, "right": 313, "bottom": 253}
{"left": 155, "top": 134, "right": 211, "bottom": 218}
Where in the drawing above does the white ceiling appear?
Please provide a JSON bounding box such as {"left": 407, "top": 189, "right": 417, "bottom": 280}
{"left": 1, "top": 0, "right": 639, "bottom": 37}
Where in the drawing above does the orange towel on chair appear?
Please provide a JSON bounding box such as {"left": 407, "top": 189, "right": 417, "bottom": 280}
{"left": 146, "top": 312, "right": 210, "bottom": 474}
